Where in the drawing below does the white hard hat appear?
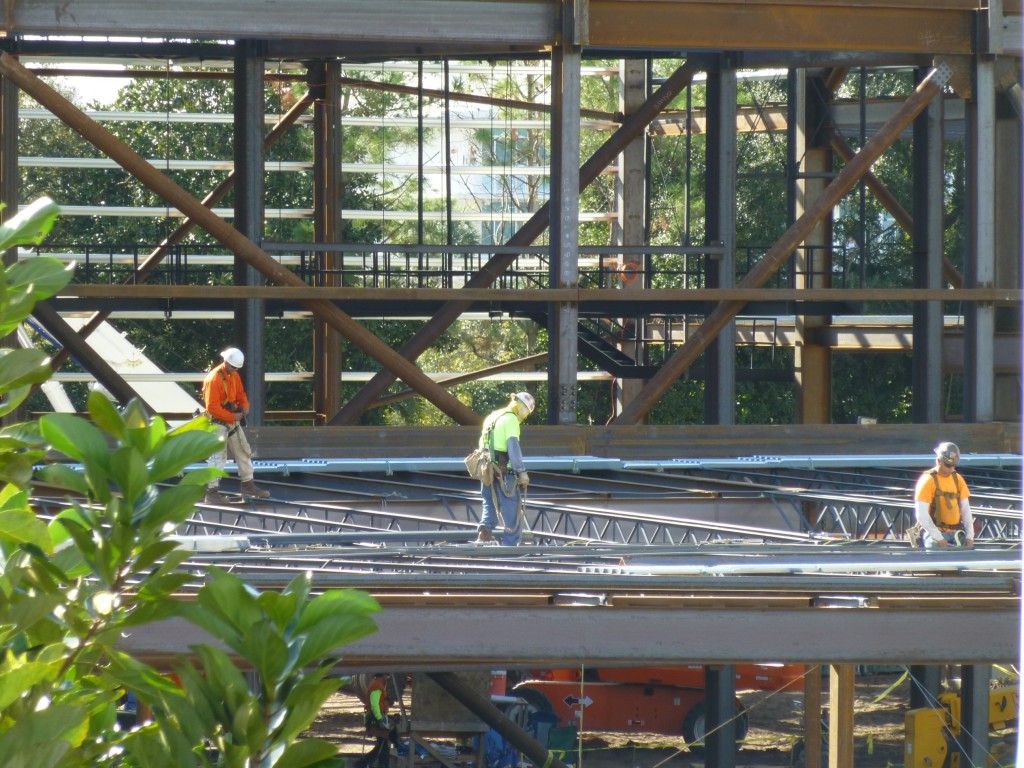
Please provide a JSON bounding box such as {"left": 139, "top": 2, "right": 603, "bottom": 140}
{"left": 934, "top": 441, "right": 960, "bottom": 467}
{"left": 514, "top": 391, "right": 535, "bottom": 414}
{"left": 221, "top": 347, "right": 244, "bottom": 368}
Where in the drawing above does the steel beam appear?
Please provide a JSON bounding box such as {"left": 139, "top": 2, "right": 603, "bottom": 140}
{"left": 613, "top": 64, "right": 953, "bottom": 425}
{"left": 1, "top": 1, "right": 557, "bottom": 46}
{"left": 0, "top": 52, "right": 480, "bottom": 425}
{"left": 117, "top": 604, "right": 1019, "bottom": 666}
{"left": 1, "top": 1, "right": 982, "bottom": 55}
{"left": 587, "top": 1, "right": 976, "bottom": 54}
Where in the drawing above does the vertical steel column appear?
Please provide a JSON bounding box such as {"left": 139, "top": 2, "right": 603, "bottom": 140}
{"left": 703, "top": 56, "right": 737, "bottom": 425}
{"left": 911, "top": 67, "right": 946, "bottom": 424}
{"left": 704, "top": 664, "right": 737, "bottom": 768}
{"left": 0, "top": 72, "right": 21, "bottom": 424}
{"left": 233, "top": 42, "right": 266, "bottom": 423}
{"left": 794, "top": 70, "right": 833, "bottom": 425}
{"left": 547, "top": 30, "right": 582, "bottom": 425}
{"left": 992, "top": 74, "right": 1022, "bottom": 422}
{"left": 612, "top": 58, "right": 647, "bottom": 418}
{"left": 908, "top": 665, "right": 941, "bottom": 709}
{"left": 312, "top": 61, "right": 343, "bottom": 425}
{"left": 958, "top": 664, "right": 992, "bottom": 765}
{"left": 964, "top": 57, "right": 996, "bottom": 422}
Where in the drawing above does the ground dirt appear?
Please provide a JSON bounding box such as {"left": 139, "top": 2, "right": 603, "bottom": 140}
{"left": 307, "top": 672, "right": 915, "bottom": 767}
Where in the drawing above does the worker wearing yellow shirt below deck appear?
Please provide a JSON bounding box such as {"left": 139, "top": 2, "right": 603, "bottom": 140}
{"left": 914, "top": 441, "right": 974, "bottom": 549}
{"left": 476, "top": 392, "right": 535, "bottom": 545}
{"left": 201, "top": 347, "right": 270, "bottom": 503}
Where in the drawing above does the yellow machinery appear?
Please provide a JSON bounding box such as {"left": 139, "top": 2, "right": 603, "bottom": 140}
{"left": 905, "top": 684, "right": 1018, "bottom": 768}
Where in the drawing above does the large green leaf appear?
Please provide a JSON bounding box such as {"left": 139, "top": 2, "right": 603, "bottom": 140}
{"left": 293, "top": 613, "right": 379, "bottom": 670}
{"left": 0, "top": 702, "right": 84, "bottom": 767}
{"left": 0, "top": 348, "right": 53, "bottom": 391}
{"left": 0, "top": 197, "right": 60, "bottom": 252}
{"left": 0, "top": 506, "right": 51, "bottom": 551}
{"left": 271, "top": 738, "right": 341, "bottom": 768}
{"left": 0, "top": 449, "right": 44, "bottom": 488}
{"left": 237, "top": 618, "right": 290, "bottom": 685}
{"left": 37, "top": 463, "right": 90, "bottom": 497}
{"left": 279, "top": 679, "right": 343, "bottom": 744}
{"left": 109, "top": 446, "right": 149, "bottom": 505}
{"left": 139, "top": 484, "right": 204, "bottom": 529}
{"left": 4, "top": 255, "right": 73, "bottom": 300}
{"left": 193, "top": 568, "right": 265, "bottom": 639}
{"left": 296, "top": 589, "right": 381, "bottom": 634}
{"left": 39, "top": 414, "right": 110, "bottom": 469}
{"left": 150, "top": 430, "right": 223, "bottom": 483}
{"left": 85, "top": 390, "right": 125, "bottom": 442}
{"left": 0, "top": 656, "right": 59, "bottom": 710}
{"left": 0, "top": 384, "right": 31, "bottom": 420}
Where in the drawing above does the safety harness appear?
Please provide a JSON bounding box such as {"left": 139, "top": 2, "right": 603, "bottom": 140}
{"left": 927, "top": 467, "right": 964, "bottom": 532}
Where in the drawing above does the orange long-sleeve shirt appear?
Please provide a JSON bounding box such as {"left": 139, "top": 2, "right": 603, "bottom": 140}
{"left": 202, "top": 363, "right": 250, "bottom": 424}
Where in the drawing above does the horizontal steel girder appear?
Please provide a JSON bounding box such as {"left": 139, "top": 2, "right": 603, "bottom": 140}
{"left": 2, "top": 1, "right": 988, "bottom": 54}
{"left": 119, "top": 602, "right": 1019, "bottom": 666}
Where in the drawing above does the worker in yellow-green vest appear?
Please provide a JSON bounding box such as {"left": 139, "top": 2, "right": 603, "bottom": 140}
{"left": 476, "top": 392, "right": 535, "bottom": 545}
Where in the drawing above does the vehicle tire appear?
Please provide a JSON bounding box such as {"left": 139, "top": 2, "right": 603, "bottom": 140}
{"left": 682, "top": 701, "right": 749, "bottom": 752}
{"left": 512, "top": 686, "right": 554, "bottom": 714}
{"left": 505, "top": 686, "right": 555, "bottom": 732}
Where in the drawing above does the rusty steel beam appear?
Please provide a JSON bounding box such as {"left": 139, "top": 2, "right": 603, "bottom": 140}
{"left": 30, "top": 302, "right": 153, "bottom": 409}
{"left": 46, "top": 91, "right": 315, "bottom": 374}
{"left": 330, "top": 58, "right": 705, "bottom": 425}
{"left": 614, "top": 64, "right": 953, "bottom": 425}
{"left": 0, "top": 52, "right": 479, "bottom": 425}
{"left": 588, "top": 1, "right": 976, "bottom": 54}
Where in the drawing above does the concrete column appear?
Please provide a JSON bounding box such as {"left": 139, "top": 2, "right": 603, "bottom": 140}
{"left": 233, "top": 41, "right": 266, "bottom": 424}
{"left": 546, "top": 43, "right": 581, "bottom": 425}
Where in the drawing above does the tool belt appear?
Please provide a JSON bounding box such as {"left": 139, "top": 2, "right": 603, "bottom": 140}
{"left": 937, "top": 523, "right": 961, "bottom": 532}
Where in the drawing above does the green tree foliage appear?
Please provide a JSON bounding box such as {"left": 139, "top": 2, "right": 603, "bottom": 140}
{"left": 0, "top": 199, "right": 382, "bottom": 766}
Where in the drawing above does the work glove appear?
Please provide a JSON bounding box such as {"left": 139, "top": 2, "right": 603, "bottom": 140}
{"left": 517, "top": 471, "right": 530, "bottom": 490}
{"left": 377, "top": 715, "right": 391, "bottom": 729}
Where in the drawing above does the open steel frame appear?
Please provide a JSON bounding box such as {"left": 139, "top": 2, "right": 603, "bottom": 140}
{"left": 2, "top": 7, "right": 1022, "bottom": 766}
{"left": 0, "top": 0, "right": 1020, "bottom": 440}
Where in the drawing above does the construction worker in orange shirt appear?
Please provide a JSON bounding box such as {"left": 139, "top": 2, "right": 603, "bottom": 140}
{"left": 202, "top": 347, "right": 270, "bottom": 503}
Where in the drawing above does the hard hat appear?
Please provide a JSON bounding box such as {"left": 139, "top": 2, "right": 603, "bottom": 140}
{"left": 935, "top": 441, "right": 960, "bottom": 467}
{"left": 513, "top": 391, "right": 535, "bottom": 414}
{"left": 221, "top": 347, "right": 244, "bottom": 368}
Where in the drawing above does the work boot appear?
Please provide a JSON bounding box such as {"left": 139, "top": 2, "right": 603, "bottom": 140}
{"left": 240, "top": 480, "right": 270, "bottom": 498}
{"left": 475, "top": 525, "right": 495, "bottom": 543}
{"left": 204, "top": 486, "right": 230, "bottom": 504}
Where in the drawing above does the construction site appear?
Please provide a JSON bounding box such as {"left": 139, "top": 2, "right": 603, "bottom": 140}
{"left": 1, "top": 1, "right": 1023, "bottom": 767}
